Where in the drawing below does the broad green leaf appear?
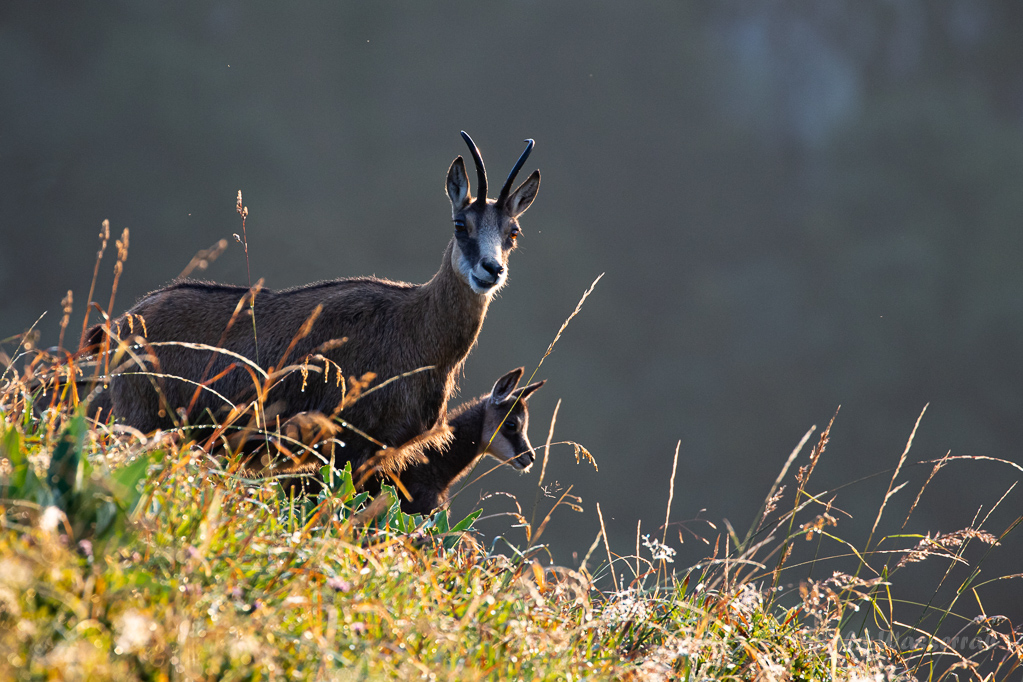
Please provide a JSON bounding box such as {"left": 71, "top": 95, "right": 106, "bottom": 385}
{"left": 47, "top": 414, "right": 87, "bottom": 510}
{"left": 450, "top": 509, "right": 482, "bottom": 534}
{"left": 431, "top": 510, "right": 450, "bottom": 534}
{"left": 111, "top": 452, "right": 155, "bottom": 512}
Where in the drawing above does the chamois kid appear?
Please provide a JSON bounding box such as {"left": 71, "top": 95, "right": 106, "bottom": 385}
{"left": 398, "top": 367, "right": 545, "bottom": 515}
{"left": 86, "top": 133, "right": 540, "bottom": 482}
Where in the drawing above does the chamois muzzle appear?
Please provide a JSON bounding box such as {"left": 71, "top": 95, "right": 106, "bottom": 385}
{"left": 476, "top": 257, "right": 505, "bottom": 285}
{"left": 511, "top": 447, "right": 535, "bottom": 471}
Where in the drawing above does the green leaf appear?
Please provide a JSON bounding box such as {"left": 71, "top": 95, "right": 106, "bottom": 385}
{"left": 450, "top": 509, "right": 482, "bottom": 534}
{"left": 1, "top": 426, "right": 29, "bottom": 497}
{"left": 110, "top": 452, "right": 154, "bottom": 513}
{"left": 324, "top": 461, "right": 356, "bottom": 500}
{"left": 431, "top": 509, "right": 451, "bottom": 534}
{"left": 1, "top": 425, "right": 26, "bottom": 468}
{"left": 47, "top": 414, "right": 87, "bottom": 511}
{"left": 93, "top": 497, "right": 119, "bottom": 540}
{"left": 15, "top": 467, "right": 52, "bottom": 510}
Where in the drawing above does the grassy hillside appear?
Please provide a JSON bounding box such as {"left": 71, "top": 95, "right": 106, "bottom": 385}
{"left": 2, "top": 355, "right": 1020, "bottom": 680}
{"left": 1, "top": 251, "right": 1020, "bottom": 680}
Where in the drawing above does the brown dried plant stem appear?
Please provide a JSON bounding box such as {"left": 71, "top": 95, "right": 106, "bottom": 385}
{"left": 184, "top": 280, "right": 265, "bottom": 420}
{"left": 79, "top": 219, "right": 110, "bottom": 348}
{"left": 656, "top": 441, "right": 680, "bottom": 584}
{"left": 662, "top": 440, "right": 680, "bottom": 548}
{"left": 454, "top": 274, "right": 602, "bottom": 503}
{"left": 596, "top": 502, "right": 618, "bottom": 592}
{"left": 0, "top": 313, "right": 45, "bottom": 385}
{"left": 903, "top": 484, "right": 1018, "bottom": 677}
{"left": 235, "top": 191, "right": 260, "bottom": 367}
{"left": 527, "top": 399, "right": 561, "bottom": 540}
{"left": 178, "top": 239, "right": 230, "bottom": 280}
{"left": 869, "top": 404, "right": 928, "bottom": 542}
{"left": 57, "top": 290, "right": 73, "bottom": 352}
{"left": 486, "top": 272, "right": 604, "bottom": 457}
{"left": 634, "top": 519, "right": 642, "bottom": 583}
{"left": 101, "top": 229, "right": 130, "bottom": 380}
{"left": 843, "top": 406, "right": 938, "bottom": 647}
{"left": 770, "top": 407, "right": 839, "bottom": 592}
{"left": 742, "top": 425, "right": 816, "bottom": 551}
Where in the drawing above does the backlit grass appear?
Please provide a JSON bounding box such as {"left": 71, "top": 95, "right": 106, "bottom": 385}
{"left": 2, "top": 230, "right": 1020, "bottom": 680}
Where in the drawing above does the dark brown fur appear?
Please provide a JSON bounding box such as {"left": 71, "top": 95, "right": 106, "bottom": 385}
{"left": 398, "top": 368, "right": 544, "bottom": 515}
{"left": 85, "top": 134, "right": 540, "bottom": 483}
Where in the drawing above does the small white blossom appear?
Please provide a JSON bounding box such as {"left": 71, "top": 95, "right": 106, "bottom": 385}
{"left": 642, "top": 534, "right": 676, "bottom": 563}
{"left": 115, "top": 610, "right": 155, "bottom": 654}
{"left": 602, "top": 589, "right": 650, "bottom": 624}
{"left": 39, "top": 506, "right": 66, "bottom": 534}
{"left": 0, "top": 559, "right": 33, "bottom": 589}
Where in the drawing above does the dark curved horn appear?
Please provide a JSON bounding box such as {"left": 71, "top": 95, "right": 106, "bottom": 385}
{"left": 497, "top": 139, "right": 534, "bottom": 206}
{"left": 460, "top": 131, "right": 487, "bottom": 205}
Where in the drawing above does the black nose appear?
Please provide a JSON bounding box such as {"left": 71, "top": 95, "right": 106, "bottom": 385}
{"left": 479, "top": 257, "right": 504, "bottom": 281}
{"left": 514, "top": 449, "right": 535, "bottom": 470}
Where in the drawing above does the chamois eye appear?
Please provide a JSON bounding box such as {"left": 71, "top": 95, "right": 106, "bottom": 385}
{"left": 454, "top": 219, "right": 467, "bottom": 232}
{"left": 509, "top": 227, "right": 520, "bottom": 241}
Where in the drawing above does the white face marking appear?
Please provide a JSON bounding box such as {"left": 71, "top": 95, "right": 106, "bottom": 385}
{"left": 470, "top": 229, "right": 507, "bottom": 291}
{"left": 484, "top": 434, "right": 532, "bottom": 471}
{"left": 452, "top": 242, "right": 488, "bottom": 295}
{"left": 453, "top": 214, "right": 509, "bottom": 295}
{"left": 482, "top": 415, "right": 534, "bottom": 472}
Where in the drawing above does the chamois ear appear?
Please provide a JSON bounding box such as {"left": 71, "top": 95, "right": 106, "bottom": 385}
{"left": 490, "top": 367, "right": 524, "bottom": 403}
{"left": 447, "top": 156, "right": 471, "bottom": 213}
{"left": 513, "top": 379, "right": 545, "bottom": 402}
{"left": 503, "top": 170, "right": 540, "bottom": 218}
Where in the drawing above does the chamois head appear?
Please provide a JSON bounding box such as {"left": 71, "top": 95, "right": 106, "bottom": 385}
{"left": 481, "top": 367, "right": 545, "bottom": 471}
{"left": 446, "top": 132, "right": 541, "bottom": 295}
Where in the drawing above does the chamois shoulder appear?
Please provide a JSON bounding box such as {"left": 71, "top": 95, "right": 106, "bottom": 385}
{"left": 163, "top": 279, "right": 253, "bottom": 293}
{"left": 133, "top": 279, "right": 259, "bottom": 305}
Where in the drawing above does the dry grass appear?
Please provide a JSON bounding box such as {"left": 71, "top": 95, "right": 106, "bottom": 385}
{"left": 2, "top": 228, "right": 1021, "bottom": 680}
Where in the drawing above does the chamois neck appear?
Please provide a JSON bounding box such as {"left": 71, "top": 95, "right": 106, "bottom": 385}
{"left": 429, "top": 399, "right": 488, "bottom": 481}
{"left": 412, "top": 239, "right": 490, "bottom": 368}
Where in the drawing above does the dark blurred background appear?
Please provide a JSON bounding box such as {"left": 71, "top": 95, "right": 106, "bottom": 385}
{"left": 2, "top": 2, "right": 1021, "bottom": 623}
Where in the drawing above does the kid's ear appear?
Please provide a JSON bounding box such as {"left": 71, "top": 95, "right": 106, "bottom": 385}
{"left": 490, "top": 367, "right": 524, "bottom": 403}
{"left": 513, "top": 379, "right": 545, "bottom": 402}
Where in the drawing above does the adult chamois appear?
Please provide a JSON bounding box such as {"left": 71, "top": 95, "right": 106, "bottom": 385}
{"left": 86, "top": 132, "right": 540, "bottom": 483}
{"left": 398, "top": 367, "right": 544, "bottom": 515}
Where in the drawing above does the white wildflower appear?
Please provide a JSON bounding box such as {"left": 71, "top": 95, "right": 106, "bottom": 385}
{"left": 39, "top": 505, "right": 66, "bottom": 534}
{"left": 731, "top": 583, "right": 764, "bottom": 616}
{"left": 229, "top": 633, "right": 261, "bottom": 663}
{"left": 602, "top": 589, "right": 650, "bottom": 624}
{"left": 642, "top": 534, "right": 676, "bottom": 563}
{"left": 115, "top": 610, "right": 155, "bottom": 654}
{"left": 0, "top": 559, "right": 33, "bottom": 589}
